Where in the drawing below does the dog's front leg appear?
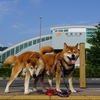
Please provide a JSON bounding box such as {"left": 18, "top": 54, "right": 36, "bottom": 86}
{"left": 68, "top": 71, "right": 76, "bottom": 92}
{"left": 33, "top": 77, "right": 39, "bottom": 92}
{"left": 24, "top": 71, "right": 32, "bottom": 94}
{"left": 56, "top": 71, "right": 62, "bottom": 92}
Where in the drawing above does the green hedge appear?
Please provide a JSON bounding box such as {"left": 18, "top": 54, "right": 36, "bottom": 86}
{"left": 74, "top": 66, "right": 100, "bottom": 78}
{"left": 0, "top": 67, "right": 12, "bottom": 79}
{"left": 0, "top": 66, "right": 100, "bottom": 79}
{"left": 86, "top": 67, "right": 100, "bottom": 78}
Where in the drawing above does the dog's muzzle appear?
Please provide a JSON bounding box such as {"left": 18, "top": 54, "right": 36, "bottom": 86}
{"left": 67, "top": 54, "right": 76, "bottom": 65}
{"left": 71, "top": 54, "right": 76, "bottom": 60}
{"left": 33, "top": 74, "right": 36, "bottom": 78}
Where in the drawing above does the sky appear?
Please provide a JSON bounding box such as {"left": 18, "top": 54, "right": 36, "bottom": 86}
{"left": 0, "top": 0, "right": 100, "bottom": 47}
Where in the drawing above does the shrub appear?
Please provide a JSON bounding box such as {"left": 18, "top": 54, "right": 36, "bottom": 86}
{"left": 0, "top": 66, "right": 12, "bottom": 79}
{"left": 0, "top": 65, "right": 100, "bottom": 79}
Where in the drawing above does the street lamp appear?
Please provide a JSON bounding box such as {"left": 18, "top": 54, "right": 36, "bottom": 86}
{"left": 39, "top": 16, "right": 42, "bottom": 49}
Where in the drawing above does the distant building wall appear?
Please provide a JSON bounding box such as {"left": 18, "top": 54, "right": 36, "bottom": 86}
{"left": 0, "top": 25, "right": 97, "bottom": 63}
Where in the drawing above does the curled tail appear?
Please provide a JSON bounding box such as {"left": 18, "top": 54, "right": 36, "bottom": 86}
{"left": 39, "top": 46, "right": 54, "bottom": 55}
{"left": 4, "top": 55, "right": 17, "bottom": 66}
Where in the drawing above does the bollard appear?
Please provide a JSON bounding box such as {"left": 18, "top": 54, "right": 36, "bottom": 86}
{"left": 80, "top": 43, "right": 86, "bottom": 88}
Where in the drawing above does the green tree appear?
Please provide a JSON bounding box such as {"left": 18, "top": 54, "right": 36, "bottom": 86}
{"left": 86, "top": 22, "right": 100, "bottom": 67}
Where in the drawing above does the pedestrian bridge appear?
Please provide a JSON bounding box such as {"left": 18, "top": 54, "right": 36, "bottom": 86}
{"left": 0, "top": 34, "right": 52, "bottom": 63}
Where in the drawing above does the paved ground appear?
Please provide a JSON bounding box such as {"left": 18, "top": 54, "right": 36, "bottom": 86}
{"left": 0, "top": 79, "right": 100, "bottom": 100}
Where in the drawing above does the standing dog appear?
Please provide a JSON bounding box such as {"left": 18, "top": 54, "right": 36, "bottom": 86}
{"left": 37, "top": 43, "right": 79, "bottom": 92}
{"left": 4, "top": 51, "right": 45, "bottom": 94}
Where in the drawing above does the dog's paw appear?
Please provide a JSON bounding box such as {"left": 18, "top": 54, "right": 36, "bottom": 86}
{"left": 71, "top": 89, "right": 76, "bottom": 93}
{"left": 24, "top": 89, "right": 33, "bottom": 94}
{"left": 5, "top": 89, "right": 9, "bottom": 93}
{"left": 33, "top": 88, "right": 37, "bottom": 92}
{"left": 56, "top": 89, "right": 62, "bottom": 92}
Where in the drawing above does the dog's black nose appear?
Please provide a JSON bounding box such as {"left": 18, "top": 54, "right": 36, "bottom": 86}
{"left": 33, "top": 74, "right": 36, "bottom": 78}
{"left": 72, "top": 54, "right": 75, "bottom": 60}
{"left": 72, "top": 54, "right": 75, "bottom": 58}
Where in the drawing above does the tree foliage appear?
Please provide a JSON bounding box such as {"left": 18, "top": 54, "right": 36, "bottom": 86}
{"left": 0, "top": 47, "right": 8, "bottom": 51}
{"left": 86, "top": 22, "right": 100, "bottom": 67}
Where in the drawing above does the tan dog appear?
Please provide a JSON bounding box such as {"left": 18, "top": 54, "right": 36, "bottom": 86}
{"left": 4, "top": 51, "right": 45, "bottom": 94}
{"left": 38, "top": 43, "right": 79, "bottom": 93}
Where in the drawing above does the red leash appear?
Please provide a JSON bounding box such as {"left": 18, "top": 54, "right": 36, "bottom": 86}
{"left": 40, "top": 61, "right": 70, "bottom": 97}
{"left": 41, "top": 80, "right": 57, "bottom": 96}
{"left": 41, "top": 79, "right": 69, "bottom": 97}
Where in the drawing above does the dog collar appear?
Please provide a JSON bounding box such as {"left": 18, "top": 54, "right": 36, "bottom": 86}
{"left": 54, "top": 57, "right": 75, "bottom": 75}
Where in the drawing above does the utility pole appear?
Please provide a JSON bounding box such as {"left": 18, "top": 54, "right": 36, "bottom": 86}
{"left": 39, "top": 16, "right": 42, "bottom": 49}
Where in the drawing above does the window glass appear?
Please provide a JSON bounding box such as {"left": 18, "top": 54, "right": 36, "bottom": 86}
{"left": 16, "top": 46, "right": 19, "bottom": 54}
{"left": 20, "top": 44, "right": 23, "bottom": 51}
{"left": 33, "top": 40, "right": 36, "bottom": 45}
{"left": 70, "top": 33, "right": 73, "bottom": 35}
{"left": 58, "top": 30, "right": 63, "bottom": 32}
{"left": 53, "top": 29, "right": 57, "bottom": 32}
{"left": 46, "top": 37, "right": 49, "bottom": 40}
{"left": 37, "top": 39, "right": 40, "bottom": 43}
{"left": 2, "top": 53, "right": 6, "bottom": 61}
{"left": 29, "top": 41, "right": 32, "bottom": 46}
{"left": 11, "top": 48, "right": 14, "bottom": 55}
{"left": 64, "top": 29, "right": 68, "bottom": 32}
{"left": 66, "top": 33, "right": 68, "bottom": 35}
{"left": 87, "top": 28, "right": 96, "bottom": 32}
{"left": 42, "top": 38, "right": 45, "bottom": 42}
{"left": 7, "top": 50, "right": 10, "bottom": 57}
{"left": 50, "top": 36, "right": 52, "bottom": 39}
{"left": 24, "top": 43, "right": 27, "bottom": 48}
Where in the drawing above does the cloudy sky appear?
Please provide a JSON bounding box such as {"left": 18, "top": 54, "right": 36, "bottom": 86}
{"left": 0, "top": 0, "right": 100, "bottom": 47}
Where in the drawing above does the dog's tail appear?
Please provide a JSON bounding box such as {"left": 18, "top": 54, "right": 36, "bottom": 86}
{"left": 39, "top": 46, "right": 54, "bottom": 55}
{"left": 4, "top": 55, "right": 17, "bottom": 66}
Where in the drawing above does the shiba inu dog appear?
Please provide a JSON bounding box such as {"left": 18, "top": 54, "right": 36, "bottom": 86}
{"left": 4, "top": 51, "right": 45, "bottom": 94}
{"left": 37, "top": 43, "right": 79, "bottom": 93}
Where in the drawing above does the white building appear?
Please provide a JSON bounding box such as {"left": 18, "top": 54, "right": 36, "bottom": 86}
{"left": 0, "top": 26, "right": 96, "bottom": 63}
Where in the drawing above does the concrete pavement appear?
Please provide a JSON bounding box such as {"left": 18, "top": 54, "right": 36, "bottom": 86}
{"left": 0, "top": 79, "right": 100, "bottom": 100}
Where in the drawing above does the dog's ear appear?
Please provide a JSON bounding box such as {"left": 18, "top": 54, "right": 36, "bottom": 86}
{"left": 75, "top": 43, "right": 78, "bottom": 48}
{"left": 27, "top": 59, "right": 31, "bottom": 63}
{"left": 64, "top": 42, "right": 68, "bottom": 48}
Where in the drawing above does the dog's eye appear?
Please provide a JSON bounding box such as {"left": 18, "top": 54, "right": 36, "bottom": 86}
{"left": 30, "top": 67, "right": 33, "bottom": 69}
{"left": 74, "top": 51, "right": 76, "bottom": 53}
{"left": 36, "top": 67, "right": 38, "bottom": 69}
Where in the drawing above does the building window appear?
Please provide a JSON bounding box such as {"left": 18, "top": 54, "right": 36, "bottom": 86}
{"left": 79, "top": 33, "right": 82, "bottom": 35}
{"left": 86, "top": 28, "right": 96, "bottom": 32}
{"left": 24, "top": 43, "right": 27, "bottom": 48}
{"left": 20, "top": 44, "right": 23, "bottom": 51}
{"left": 64, "top": 29, "right": 68, "bottom": 32}
{"left": 53, "top": 29, "right": 57, "bottom": 32}
{"left": 70, "top": 33, "right": 73, "bottom": 35}
{"left": 28, "top": 41, "right": 32, "bottom": 46}
{"left": 50, "top": 36, "right": 52, "bottom": 39}
{"left": 11, "top": 48, "right": 14, "bottom": 55}
{"left": 42, "top": 38, "right": 45, "bottom": 42}
{"left": 58, "top": 30, "right": 63, "bottom": 32}
{"left": 37, "top": 39, "right": 40, "bottom": 43}
{"left": 46, "top": 37, "right": 49, "bottom": 40}
{"left": 2, "top": 53, "right": 6, "bottom": 61}
{"left": 16, "top": 46, "right": 19, "bottom": 54}
{"left": 7, "top": 50, "right": 10, "bottom": 57}
{"left": 33, "top": 40, "right": 36, "bottom": 45}
{"left": 66, "top": 33, "right": 68, "bottom": 35}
